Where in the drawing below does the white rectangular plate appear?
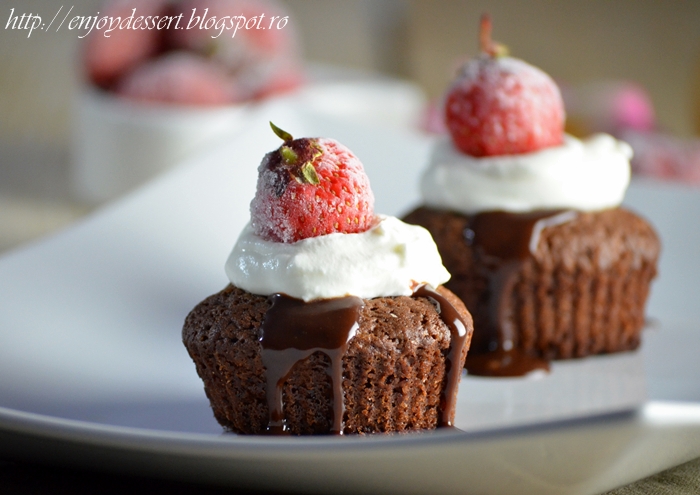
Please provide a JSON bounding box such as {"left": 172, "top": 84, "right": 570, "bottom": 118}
{"left": 1, "top": 102, "right": 700, "bottom": 495}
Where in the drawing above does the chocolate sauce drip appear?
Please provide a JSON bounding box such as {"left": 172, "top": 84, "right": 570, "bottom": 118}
{"left": 464, "top": 349, "right": 548, "bottom": 377}
{"left": 259, "top": 287, "right": 469, "bottom": 434}
{"left": 259, "top": 294, "right": 363, "bottom": 435}
{"left": 413, "top": 285, "right": 470, "bottom": 427}
{"left": 464, "top": 210, "right": 577, "bottom": 377}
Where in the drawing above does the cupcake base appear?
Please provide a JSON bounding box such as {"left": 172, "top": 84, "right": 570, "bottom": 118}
{"left": 182, "top": 284, "right": 473, "bottom": 435}
{"left": 403, "top": 206, "right": 660, "bottom": 362}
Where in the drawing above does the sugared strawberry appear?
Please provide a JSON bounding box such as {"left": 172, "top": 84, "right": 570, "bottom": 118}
{"left": 83, "top": 0, "right": 169, "bottom": 88}
{"left": 250, "top": 123, "right": 375, "bottom": 243}
{"left": 444, "top": 14, "right": 565, "bottom": 157}
{"left": 115, "top": 52, "right": 236, "bottom": 106}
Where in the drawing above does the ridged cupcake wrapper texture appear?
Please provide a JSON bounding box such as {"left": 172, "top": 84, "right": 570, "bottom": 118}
{"left": 513, "top": 252, "right": 656, "bottom": 359}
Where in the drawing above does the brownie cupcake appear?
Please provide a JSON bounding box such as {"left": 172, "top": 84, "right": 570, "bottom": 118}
{"left": 183, "top": 124, "right": 473, "bottom": 434}
{"left": 403, "top": 16, "right": 659, "bottom": 376}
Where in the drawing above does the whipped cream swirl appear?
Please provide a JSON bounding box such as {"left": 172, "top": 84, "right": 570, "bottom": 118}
{"left": 225, "top": 215, "right": 451, "bottom": 302}
{"left": 420, "top": 133, "right": 632, "bottom": 214}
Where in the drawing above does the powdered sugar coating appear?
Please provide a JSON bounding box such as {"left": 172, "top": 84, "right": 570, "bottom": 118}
{"left": 445, "top": 55, "right": 565, "bottom": 156}
{"left": 250, "top": 137, "right": 375, "bottom": 243}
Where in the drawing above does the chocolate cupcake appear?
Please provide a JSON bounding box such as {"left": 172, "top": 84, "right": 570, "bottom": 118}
{"left": 404, "top": 207, "right": 659, "bottom": 371}
{"left": 184, "top": 284, "right": 471, "bottom": 434}
{"left": 403, "top": 17, "right": 659, "bottom": 376}
{"left": 183, "top": 124, "right": 473, "bottom": 434}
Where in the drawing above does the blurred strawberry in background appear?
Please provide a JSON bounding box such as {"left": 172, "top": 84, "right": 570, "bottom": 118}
{"left": 84, "top": 0, "right": 168, "bottom": 89}
{"left": 82, "top": 0, "right": 304, "bottom": 106}
{"left": 168, "top": 0, "right": 303, "bottom": 102}
{"left": 114, "top": 52, "right": 236, "bottom": 105}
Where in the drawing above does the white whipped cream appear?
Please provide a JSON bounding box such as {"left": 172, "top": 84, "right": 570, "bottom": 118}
{"left": 420, "top": 133, "right": 632, "bottom": 214}
{"left": 225, "top": 215, "right": 451, "bottom": 302}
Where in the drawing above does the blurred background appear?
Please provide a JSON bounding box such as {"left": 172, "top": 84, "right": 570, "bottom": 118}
{"left": 2, "top": 0, "right": 700, "bottom": 253}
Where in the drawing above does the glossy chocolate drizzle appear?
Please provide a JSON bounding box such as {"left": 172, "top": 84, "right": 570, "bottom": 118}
{"left": 464, "top": 210, "right": 577, "bottom": 377}
{"left": 259, "top": 294, "right": 363, "bottom": 435}
{"left": 259, "top": 287, "right": 469, "bottom": 434}
{"left": 413, "top": 285, "right": 469, "bottom": 427}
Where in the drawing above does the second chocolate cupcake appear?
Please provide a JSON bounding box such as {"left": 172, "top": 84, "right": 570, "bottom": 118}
{"left": 404, "top": 16, "right": 659, "bottom": 376}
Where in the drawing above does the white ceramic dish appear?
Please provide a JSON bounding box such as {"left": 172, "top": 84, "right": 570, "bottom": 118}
{"left": 71, "top": 85, "right": 252, "bottom": 204}
{"left": 2, "top": 111, "right": 700, "bottom": 494}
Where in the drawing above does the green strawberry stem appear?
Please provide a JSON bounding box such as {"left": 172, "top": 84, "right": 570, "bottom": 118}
{"left": 270, "top": 121, "right": 294, "bottom": 142}
{"left": 479, "top": 13, "right": 509, "bottom": 57}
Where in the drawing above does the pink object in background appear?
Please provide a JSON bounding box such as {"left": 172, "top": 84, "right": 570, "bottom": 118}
{"left": 561, "top": 80, "right": 656, "bottom": 136}
{"left": 115, "top": 52, "right": 237, "bottom": 106}
{"left": 621, "top": 130, "right": 700, "bottom": 185}
{"left": 562, "top": 80, "right": 700, "bottom": 186}
{"left": 167, "top": 0, "right": 304, "bottom": 102}
{"left": 83, "top": 0, "right": 169, "bottom": 89}
{"left": 421, "top": 97, "right": 447, "bottom": 135}
{"left": 612, "top": 85, "right": 656, "bottom": 132}
{"left": 81, "top": 0, "right": 303, "bottom": 106}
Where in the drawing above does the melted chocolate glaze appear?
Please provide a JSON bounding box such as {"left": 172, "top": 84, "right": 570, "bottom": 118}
{"left": 464, "top": 349, "right": 548, "bottom": 377}
{"left": 413, "top": 285, "right": 470, "bottom": 427}
{"left": 464, "top": 210, "right": 577, "bottom": 377}
{"left": 259, "top": 294, "right": 363, "bottom": 435}
{"left": 259, "top": 287, "right": 469, "bottom": 434}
